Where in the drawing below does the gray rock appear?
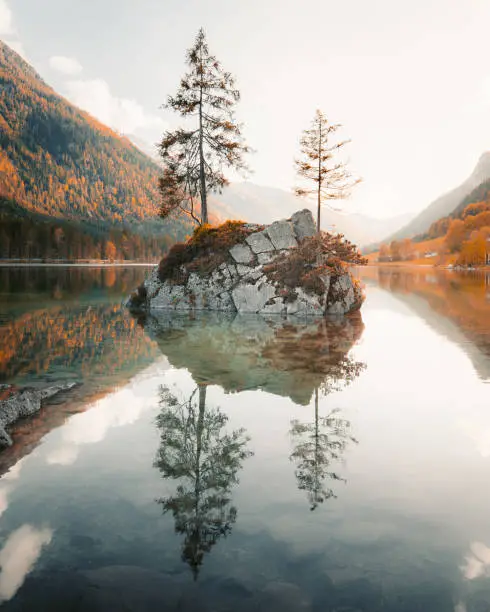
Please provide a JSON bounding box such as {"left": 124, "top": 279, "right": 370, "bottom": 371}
{"left": 258, "top": 252, "right": 276, "bottom": 265}
{"left": 245, "top": 231, "right": 275, "bottom": 254}
{"left": 149, "top": 283, "right": 186, "bottom": 310}
{"left": 266, "top": 220, "right": 298, "bottom": 250}
{"left": 259, "top": 297, "right": 286, "bottom": 315}
{"left": 287, "top": 288, "right": 324, "bottom": 316}
{"left": 229, "top": 243, "right": 255, "bottom": 264}
{"left": 291, "top": 208, "right": 317, "bottom": 240}
{"left": 232, "top": 279, "right": 276, "bottom": 313}
{"left": 143, "top": 267, "right": 161, "bottom": 298}
{"left": 0, "top": 383, "right": 78, "bottom": 448}
{"left": 236, "top": 264, "right": 253, "bottom": 277}
{"left": 326, "top": 273, "right": 357, "bottom": 315}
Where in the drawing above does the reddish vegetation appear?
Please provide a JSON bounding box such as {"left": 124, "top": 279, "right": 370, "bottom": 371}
{"left": 263, "top": 233, "right": 367, "bottom": 298}
{"left": 158, "top": 220, "right": 263, "bottom": 283}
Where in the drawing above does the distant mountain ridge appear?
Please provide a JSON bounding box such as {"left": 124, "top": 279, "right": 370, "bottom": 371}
{"left": 210, "top": 182, "right": 414, "bottom": 247}
{"left": 386, "top": 152, "right": 490, "bottom": 242}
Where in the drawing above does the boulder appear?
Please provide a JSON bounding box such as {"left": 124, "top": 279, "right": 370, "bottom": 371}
{"left": 232, "top": 279, "right": 276, "bottom": 313}
{"left": 229, "top": 243, "right": 255, "bottom": 265}
{"left": 266, "top": 220, "right": 298, "bottom": 250}
{"left": 291, "top": 209, "right": 317, "bottom": 240}
{"left": 245, "top": 230, "right": 275, "bottom": 254}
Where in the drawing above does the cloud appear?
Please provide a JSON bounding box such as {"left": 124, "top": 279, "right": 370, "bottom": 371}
{"left": 0, "top": 0, "right": 14, "bottom": 35}
{"left": 49, "top": 55, "right": 83, "bottom": 76}
{"left": 0, "top": 0, "right": 27, "bottom": 60}
{"left": 64, "top": 77, "right": 166, "bottom": 136}
{"left": 0, "top": 525, "right": 52, "bottom": 602}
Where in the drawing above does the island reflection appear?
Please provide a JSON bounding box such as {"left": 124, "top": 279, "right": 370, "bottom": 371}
{"left": 144, "top": 311, "right": 366, "bottom": 573}
{"left": 141, "top": 310, "right": 365, "bottom": 405}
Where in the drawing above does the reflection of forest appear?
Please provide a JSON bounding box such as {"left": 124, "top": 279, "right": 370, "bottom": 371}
{"left": 0, "top": 303, "right": 159, "bottom": 383}
{"left": 0, "top": 301, "right": 159, "bottom": 477}
{"left": 155, "top": 384, "right": 252, "bottom": 578}
{"left": 361, "top": 268, "right": 490, "bottom": 378}
{"left": 0, "top": 265, "right": 149, "bottom": 301}
{"left": 144, "top": 311, "right": 365, "bottom": 405}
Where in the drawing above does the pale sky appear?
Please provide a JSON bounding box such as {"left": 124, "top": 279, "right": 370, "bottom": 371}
{"left": 2, "top": 0, "right": 490, "bottom": 219}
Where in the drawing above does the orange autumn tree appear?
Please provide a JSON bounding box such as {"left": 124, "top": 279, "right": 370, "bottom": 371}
{"left": 457, "top": 231, "right": 487, "bottom": 266}
{"left": 445, "top": 219, "right": 466, "bottom": 253}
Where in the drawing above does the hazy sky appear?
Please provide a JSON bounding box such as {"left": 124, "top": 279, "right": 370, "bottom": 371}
{"left": 2, "top": 0, "right": 490, "bottom": 219}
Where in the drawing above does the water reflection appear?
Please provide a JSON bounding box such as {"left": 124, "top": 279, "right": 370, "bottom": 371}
{"left": 359, "top": 267, "right": 490, "bottom": 380}
{"left": 290, "top": 390, "right": 358, "bottom": 511}
{"left": 0, "top": 265, "right": 149, "bottom": 302}
{"left": 143, "top": 311, "right": 365, "bottom": 406}
{"left": 0, "top": 525, "right": 52, "bottom": 603}
{"left": 147, "top": 311, "right": 366, "bottom": 570}
{"left": 155, "top": 383, "right": 252, "bottom": 578}
{"left": 461, "top": 542, "right": 490, "bottom": 580}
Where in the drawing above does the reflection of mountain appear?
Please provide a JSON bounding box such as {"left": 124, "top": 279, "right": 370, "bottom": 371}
{"left": 155, "top": 384, "right": 252, "bottom": 578}
{"left": 362, "top": 268, "right": 490, "bottom": 380}
{"left": 141, "top": 311, "right": 365, "bottom": 405}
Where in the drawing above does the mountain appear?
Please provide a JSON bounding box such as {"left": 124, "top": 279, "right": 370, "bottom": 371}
{"left": 386, "top": 152, "right": 490, "bottom": 242}
{"left": 0, "top": 40, "right": 189, "bottom": 260}
{"left": 210, "top": 182, "right": 413, "bottom": 247}
{"left": 0, "top": 39, "right": 409, "bottom": 255}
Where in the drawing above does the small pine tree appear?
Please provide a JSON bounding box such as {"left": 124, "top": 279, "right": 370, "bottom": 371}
{"left": 294, "top": 109, "right": 360, "bottom": 233}
{"left": 159, "top": 28, "right": 251, "bottom": 225}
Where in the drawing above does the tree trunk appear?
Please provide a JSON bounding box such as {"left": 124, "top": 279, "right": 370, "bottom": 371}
{"left": 317, "top": 119, "right": 322, "bottom": 233}
{"left": 198, "top": 51, "right": 208, "bottom": 225}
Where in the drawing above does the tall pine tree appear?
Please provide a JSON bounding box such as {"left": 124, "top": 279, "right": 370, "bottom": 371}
{"left": 159, "top": 28, "right": 250, "bottom": 225}
{"left": 294, "top": 110, "right": 359, "bottom": 233}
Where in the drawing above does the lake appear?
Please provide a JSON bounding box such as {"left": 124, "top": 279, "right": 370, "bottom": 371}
{"left": 0, "top": 265, "right": 490, "bottom": 611}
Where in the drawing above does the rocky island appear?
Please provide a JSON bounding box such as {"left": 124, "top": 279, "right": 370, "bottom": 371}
{"left": 127, "top": 210, "right": 365, "bottom": 317}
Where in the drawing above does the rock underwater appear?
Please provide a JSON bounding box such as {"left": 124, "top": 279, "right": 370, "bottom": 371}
{"left": 0, "top": 383, "right": 78, "bottom": 449}
{"left": 126, "top": 209, "right": 364, "bottom": 317}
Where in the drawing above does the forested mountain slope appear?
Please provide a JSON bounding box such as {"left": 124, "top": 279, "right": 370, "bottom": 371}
{"left": 0, "top": 40, "right": 189, "bottom": 259}
{"left": 386, "top": 152, "right": 490, "bottom": 242}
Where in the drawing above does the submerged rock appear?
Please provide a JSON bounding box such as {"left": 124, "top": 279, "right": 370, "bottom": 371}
{"left": 126, "top": 209, "right": 364, "bottom": 317}
{"left": 141, "top": 310, "right": 365, "bottom": 405}
{"left": 0, "top": 383, "right": 78, "bottom": 448}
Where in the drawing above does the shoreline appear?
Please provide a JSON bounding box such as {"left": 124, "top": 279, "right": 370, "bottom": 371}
{"left": 0, "top": 261, "right": 155, "bottom": 267}
{"left": 366, "top": 262, "right": 490, "bottom": 271}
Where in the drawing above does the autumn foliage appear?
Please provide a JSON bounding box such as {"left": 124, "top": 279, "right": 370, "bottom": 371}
{"left": 0, "top": 41, "right": 190, "bottom": 260}
{"left": 263, "top": 233, "right": 367, "bottom": 298}
{"left": 158, "top": 220, "right": 261, "bottom": 283}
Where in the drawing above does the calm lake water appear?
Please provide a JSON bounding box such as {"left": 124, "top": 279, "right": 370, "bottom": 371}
{"left": 0, "top": 265, "right": 490, "bottom": 611}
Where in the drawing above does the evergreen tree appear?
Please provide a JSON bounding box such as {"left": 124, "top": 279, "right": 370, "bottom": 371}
{"left": 159, "top": 28, "right": 251, "bottom": 225}
{"left": 294, "top": 109, "right": 360, "bottom": 232}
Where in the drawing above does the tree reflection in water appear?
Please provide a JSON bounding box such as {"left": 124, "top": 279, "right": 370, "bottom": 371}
{"left": 154, "top": 383, "right": 252, "bottom": 578}
{"left": 290, "top": 329, "right": 365, "bottom": 511}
